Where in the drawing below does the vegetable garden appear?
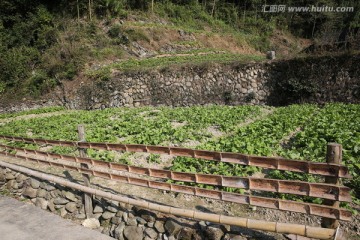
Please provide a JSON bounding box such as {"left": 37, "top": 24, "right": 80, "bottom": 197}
{"left": 0, "top": 104, "right": 359, "bottom": 207}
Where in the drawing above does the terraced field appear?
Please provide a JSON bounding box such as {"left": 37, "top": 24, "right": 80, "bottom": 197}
{"left": 0, "top": 104, "right": 359, "bottom": 206}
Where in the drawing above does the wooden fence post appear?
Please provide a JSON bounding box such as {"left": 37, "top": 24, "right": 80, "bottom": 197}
{"left": 321, "top": 143, "right": 342, "bottom": 229}
{"left": 78, "top": 124, "right": 93, "bottom": 218}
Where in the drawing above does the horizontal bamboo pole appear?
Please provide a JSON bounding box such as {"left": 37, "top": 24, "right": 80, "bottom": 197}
{"left": 0, "top": 151, "right": 352, "bottom": 221}
{"left": 0, "top": 160, "right": 338, "bottom": 240}
{"left": 0, "top": 144, "right": 351, "bottom": 202}
{"left": 0, "top": 135, "right": 351, "bottom": 178}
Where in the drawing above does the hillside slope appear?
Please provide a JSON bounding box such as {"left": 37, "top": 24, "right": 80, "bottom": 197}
{"left": 0, "top": 0, "right": 317, "bottom": 106}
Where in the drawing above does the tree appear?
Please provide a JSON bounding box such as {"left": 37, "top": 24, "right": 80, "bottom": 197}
{"left": 77, "top": 0, "right": 80, "bottom": 24}
{"left": 211, "top": 0, "right": 217, "bottom": 17}
{"left": 88, "top": 0, "right": 93, "bottom": 20}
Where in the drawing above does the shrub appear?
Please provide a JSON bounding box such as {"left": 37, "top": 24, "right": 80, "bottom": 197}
{"left": 27, "top": 70, "right": 57, "bottom": 96}
{"left": 87, "top": 67, "right": 111, "bottom": 82}
{"left": 248, "top": 35, "right": 271, "bottom": 52}
{"left": 41, "top": 22, "right": 89, "bottom": 81}
{"left": 108, "top": 24, "right": 122, "bottom": 38}
{"left": 124, "top": 28, "right": 150, "bottom": 42}
{"left": 244, "top": 92, "right": 256, "bottom": 103}
{"left": 0, "top": 82, "right": 5, "bottom": 94}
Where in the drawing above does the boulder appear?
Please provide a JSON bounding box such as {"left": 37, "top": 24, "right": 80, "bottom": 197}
{"left": 30, "top": 179, "right": 40, "bottom": 189}
{"left": 5, "top": 173, "right": 15, "bottom": 180}
{"left": 23, "top": 187, "right": 37, "bottom": 198}
{"left": 154, "top": 221, "right": 165, "bottom": 233}
{"left": 35, "top": 198, "right": 48, "bottom": 210}
{"left": 116, "top": 210, "right": 124, "bottom": 217}
{"left": 136, "top": 217, "right": 146, "bottom": 225}
{"left": 47, "top": 200, "right": 56, "bottom": 212}
{"left": 102, "top": 211, "right": 116, "bottom": 220}
{"left": 65, "top": 202, "right": 77, "bottom": 213}
{"left": 82, "top": 218, "right": 100, "bottom": 229}
{"left": 178, "top": 227, "right": 197, "bottom": 240}
{"left": 114, "top": 222, "right": 125, "bottom": 240}
{"left": 37, "top": 189, "right": 47, "bottom": 198}
{"left": 6, "top": 180, "right": 18, "bottom": 189}
{"left": 137, "top": 209, "right": 156, "bottom": 222}
{"left": 64, "top": 191, "right": 77, "bottom": 202}
{"left": 223, "top": 234, "right": 247, "bottom": 240}
{"left": 60, "top": 207, "right": 67, "bottom": 217}
{"left": 16, "top": 174, "right": 28, "bottom": 183}
{"left": 93, "top": 205, "right": 104, "bottom": 213}
{"left": 111, "top": 216, "right": 122, "bottom": 225}
{"left": 145, "top": 228, "right": 158, "bottom": 239}
{"left": 126, "top": 217, "right": 137, "bottom": 226}
{"left": 164, "top": 219, "right": 182, "bottom": 236}
{"left": 53, "top": 197, "right": 69, "bottom": 205}
{"left": 75, "top": 213, "right": 86, "bottom": 219}
{"left": 205, "top": 226, "right": 224, "bottom": 240}
{"left": 106, "top": 205, "right": 118, "bottom": 213}
{"left": 123, "top": 226, "right": 143, "bottom": 240}
{"left": 44, "top": 184, "right": 56, "bottom": 191}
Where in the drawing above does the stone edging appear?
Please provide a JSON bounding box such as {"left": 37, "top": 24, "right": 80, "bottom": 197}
{"left": 0, "top": 167, "right": 262, "bottom": 240}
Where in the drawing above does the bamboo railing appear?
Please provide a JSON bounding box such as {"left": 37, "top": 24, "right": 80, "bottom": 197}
{"left": 0, "top": 133, "right": 354, "bottom": 238}
{"left": 0, "top": 161, "right": 338, "bottom": 240}
{"left": 0, "top": 135, "right": 351, "bottom": 178}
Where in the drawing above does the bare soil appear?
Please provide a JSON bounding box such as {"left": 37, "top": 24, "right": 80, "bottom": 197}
{"left": 0, "top": 110, "right": 72, "bottom": 126}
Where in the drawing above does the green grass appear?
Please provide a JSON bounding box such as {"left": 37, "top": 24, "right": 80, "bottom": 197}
{"left": 167, "top": 48, "right": 226, "bottom": 55}
{"left": 174, "top": 40, "right": 202, "bottom": 47}
{"left": 90, "top": 47, "right": 124, "bottom": 62}
{"left": 87, "top": 53, "right": 264, "bottom": 75}
{"left": 123, "top": 20, "right": 264, "bottom": 52}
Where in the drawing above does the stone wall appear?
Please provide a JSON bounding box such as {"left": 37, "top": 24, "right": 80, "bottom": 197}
{"left": 0, "top": 167, "right": 248, "bottom": 240}
{"left": 67, "top": 53, "right": 360, "bottom": 109}
{"left": 0, "top": 99, "right": 57, "bottom": 114}
{"left": 71, "top": 64, "right": 269, "bottom": 110}
{"left": 1, "top": 54, "right": 359, "bottom": 113}
{"left": 266, "top": 54, "right": 360, "bottom": 105}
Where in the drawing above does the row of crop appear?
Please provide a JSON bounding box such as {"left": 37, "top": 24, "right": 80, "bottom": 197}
{"left": 1, "top": 104, "right": 358, "bottom": 202}
{"left": 276, "top": 103, "right": 360, "bottom": 198}
{"left": 0, "top": 105, "right": 261, "bottom": 144}
{"left": 0, "top": 104, "right": 318, "bottom": 172}
{"left": 0, "top": 105, "right": 262, "bottom": 160}
{"left": 171, "top": 104, "right": 318, "bottom": 180}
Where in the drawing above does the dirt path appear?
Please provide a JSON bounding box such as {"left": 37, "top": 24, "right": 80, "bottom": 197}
{"left": 276, "top": 107, "right": 319, "bottom": 152}
{"left": 216, "top": 107, "right": 275, "bottom": 140}
{"left": 238, "top": 107, "right": 274, "bottom": 128}
{"left": 152, "top": 50, "right": 227, "bottom": 59}
{"left": 0, "top": 110, "right": 74, "bottom": 125}
{"left": 171, "top": 107, "right": 275, "bottom": 150}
